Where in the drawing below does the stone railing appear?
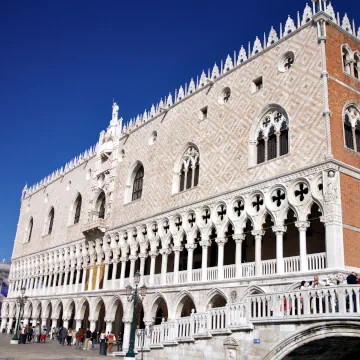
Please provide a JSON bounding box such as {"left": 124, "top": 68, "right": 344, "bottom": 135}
{"left": 134, "top": 285, "right": 360, "bottom": 353}
{"left": 81, "top": 219, "right": 107, "bottom": 235}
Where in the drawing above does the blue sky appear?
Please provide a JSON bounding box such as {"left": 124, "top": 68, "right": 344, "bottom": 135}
{"left": 0, "top": 0, "right": 357, "bottom": 261}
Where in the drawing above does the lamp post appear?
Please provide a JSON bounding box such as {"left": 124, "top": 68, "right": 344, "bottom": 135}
{"left": 125, "top": 270, "right": 147, "bottom": 358}
{"left": 10, "top": 287, "right": 28, "bottom": 344}
{"left": 136, "top": 324, "right": 154, "bottom": 360}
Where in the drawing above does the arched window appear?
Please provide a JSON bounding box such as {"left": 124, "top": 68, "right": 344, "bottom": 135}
{"left": 98, "top": 192, "right": 106, "bottom": 219}
{"left": 177, "top": 146, "right": 200, "bottom": 192}
{"left": 280, "top": 121, "right": 289, "bottom": 156}
{"left": 254, "top": 108, "right": 289, "bottom": 165}
{"left": 48, "top": 208, "right": 54, "bottom": 235}
{"left": 354, "top": 53, "right": 360, "bottom": 79}
{"left": 268, "top": 126, "right": 277, "bottom": 160}
{"left": 73, "top": 194, "right": 82, "bottom": 224}
{"left": 342, "top": 46, "right": 351, "bottom": 75}
{"left": 343, "top": 105, "right": 360, "bottom": 152}
{"left": 132, "top": 165, "right": 144, "bottom": 201}
{"left": 256, "top": 131, "right": 265, "bottom": 164}
{"left": 27, "top": 218, "right": 33, "bottom": 243}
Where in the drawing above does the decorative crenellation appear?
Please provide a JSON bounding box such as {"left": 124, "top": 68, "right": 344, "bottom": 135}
{"left": 119, "top": 1, "right": 360, "bottom": 136}
{"left": 23, "top": 144, "right": 97, "bottom": 199}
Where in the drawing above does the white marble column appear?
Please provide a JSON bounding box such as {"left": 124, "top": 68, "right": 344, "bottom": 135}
{"left": 252, "top": 230, "right": 265, "bottom": 277}
{"left": 41, "top": 318, "right": 47, "bottom": 328}
{"left": 149, "top": 252, "right": 157, "bottom": 286}
{"left": 215, "top": 238, "right": 227, "bottom": 280}
{"left": 75, "top": 319, "right": 82, "bottom": 332}
{"left": 89, "top": 319, "right": 97, "bottom": 332}
{"left": 0, "top": 317, "right": 7, "bottom": 333}
{"left": 173, "top": 247, "right": 181, "bottom": 284}
{"left": 105, "top": 320, "right": 112, "bottom": 334}
{"left": 324, "top": 218, "right": 345, "bottom": 269}
{"left": 112, "top": 261, "right": 118, "bottom": 290}
{"left": 129, "top": 255, "right": 137, "bottom": 286}
{"left": 233, "top": 234, "right": 245, "bottom": 278}
{"left": 69, "top": 268, "right": 75, "bottom": 292}
{"left": 63, "top": 319, "right": 69, "bottom": 329}
{"left": 186, "top": 244, "right": 196, "bottom": 283}
{"left": 75, "top": 267, "right": 81, "bottom": 292}
{"left": 119, "top": 257, "right": 127, "bottom": 289}
{"left": 122, "top": 319, "right": 132, "bottom": 352}
{"left": 63, "top": 271, "right": 69, "bottom": 294}
{"left": 139, "top": 254, "right": 146, "bottom": 286}
{"left": 88, "top": 266, "right": 94, "bottom": 291}
{"left": 81, "top": 266, "right": 87, "bottom": 292}
{"left": 296, "top": 221, "right": 310, "bottom": 272}
{"left": 200, "top": 241, "right": 209, "bottom": 282}
{"left": 51, "top": 318, "right": 57, "bottom": 338}
{"left": 103, "top": 262, "right": 110, "bottom": 290}
{"left": 95, "top": 262, "right": 102, "bottom": 291}
{"left": 7, "top": 318, "right": 13, "bottom": 334}
{"left": 273, "top": 226, "right": 286, "bottom": 274}
{"left": 160, "top": 249, "right": 170, "bottom": 285}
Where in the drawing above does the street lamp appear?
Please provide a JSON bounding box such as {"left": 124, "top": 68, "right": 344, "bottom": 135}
{"left": 125, "top": 270, "right": 147, "bottom": 358}
{"left": 10, "top": 287, "right": 28, "bottom": 344}
{"left": 136, "top": 323, "right": 154, "bottom": 360}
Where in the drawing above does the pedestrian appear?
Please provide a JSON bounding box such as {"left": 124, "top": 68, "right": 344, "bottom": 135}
{"left": 72, "top": 327, "right": 77, "bottom": 346}
{"left": 51, "top": 327, "right": 55, "bottom": 340}
{"left": 61, "top": 327, "right": 68, "bottom": 346}
{"left": 116, "top": 333, "right": 122, "bottom": 352}
{"left": 32, "top": 326, "right": 37, "bottom": 343}
{"left": 27, "top": 325, "right": 32, "bottom": 343}
{"left": 55, "top": 326, "right": 60, "bottom": 341}
{"left": 84, "top": 328, "right": 92, "bottom": 350}
{"left": 107, "top": 331, "right": 115, "bottom": 353}
{"left": 76, "top": 328, "right": 83, "bottom": 349}
{"left": 67, "top": 328, "right": 73, "bottom": 346}
{"left": 91, "top": 329, "right": 97, "bottom": 350}
{"left": 40, "top": 328, "right": 47, "bottom": 342}
{"left": 36, "top": 324, "right": 41, "bottom": 343}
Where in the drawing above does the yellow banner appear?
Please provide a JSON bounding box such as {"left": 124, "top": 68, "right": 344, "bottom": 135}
{"left": 99, "top": 262, "right": 105, "bottom": 289}
{"left": 85, "top": 265, "right": 90, "bottom": 291}
{"left": 92, "top": 264, "right": 98, "bottom": 290}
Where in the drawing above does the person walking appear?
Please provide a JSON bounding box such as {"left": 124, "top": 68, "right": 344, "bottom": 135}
{"left": 75, "top": 328, "right": 83, "bottom": 349}
{"left": 32, "top": 326, "right": 37, "bottom": 343}
{"left": 67, "top": 328, "right": 73, "bottom": 346}
{"left": 91, "top": 329, "right": 97, "bottom": 350}
{"left": 84, "top": 328, "right": 92, "bottom": 350}
{"left": 72, "top": 327, "right": 77, "bottom": 346}
{"left": 40, "top": 327, "right": 47, "bottom": 342}
{"left": 60, "top": 327, "right": 68, "bottom": 346}
{"left": 27, "top": 325, "right": 32, "bottom": 343}
{"left": 107, "top": 331, "right": 115, "bottom": 353}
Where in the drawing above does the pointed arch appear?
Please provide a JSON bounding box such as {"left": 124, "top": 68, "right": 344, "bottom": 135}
{"left": 124, "top": 161, "right": 145, "bottom": 204}
{"left": 172, "top": 143, "right": 200, "bottom": 194}
{"left": 249, "top": 104, "right": 290, "bottom": 167}
{"left": 25, "top": 217, "right": 33, "bottom": 243}
{"left": 44, "top": 207, "right": 55, "bottom": 235}
{"left": 73, "top": 193, "right": 82, "bottom": 224}
{"left": 342, "top": 44, "right": 353, "bottom": 75}
{"left": 240, "top": 285, "right": 266, "bottom": 300}
{"left": 205, "top": 288, "right": 228, "bottom": 311}
{"left": 148, "top": 292, "right": 169, "bottom": 324}
{"left": 173, "top": 290, "right": 197, "bottom": 319}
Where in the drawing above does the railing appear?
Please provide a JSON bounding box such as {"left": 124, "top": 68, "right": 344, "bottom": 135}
{"left": 224, "top": 265, "right": 236, "bottom": 279}
{"left": 150, "top": 325, "right": 162, "bottom": 346}
{"left": 284, "top": 256, "right": 300, "bottom": 273}
{"left": 208, "top": 307, "right": 227, "bottom": 331}
{"left": 179, "top": 270, "right": 187, "bottom": 284}
{"left": 308, "top": 253, "right": 326, "bottom": 271}
{"left": 207, "top": 267, "right": 218, "bottom": 281}
{"left": 262, "top": 259, "right": 276, "bottom": 275}
{"left": 192, "top": 269, "right": 202, "bottom": 282}
{"left": 242, "top": 262, "right": 255, "bottom": 277}
{"left": 81, "top": 219, "right": 107, "bottom": 234}
{"left": 176, "top": 316, "right": 193, "bottom": 339}
{"left": 249, "top": 285, "right": 360, "bottom": 321}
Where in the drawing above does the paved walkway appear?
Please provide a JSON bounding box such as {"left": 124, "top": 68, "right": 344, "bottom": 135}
{"left": 0, "top": 335, "right": 114, "bottom": 360}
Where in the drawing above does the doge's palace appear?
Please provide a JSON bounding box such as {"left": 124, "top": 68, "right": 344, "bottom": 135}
{"left": 2, "top": 1, "right": 360, "bottom": 359}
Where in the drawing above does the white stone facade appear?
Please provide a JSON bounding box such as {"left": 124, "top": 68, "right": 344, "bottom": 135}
{"left": 3, "top": 1, "right": 360, "bottom": 359}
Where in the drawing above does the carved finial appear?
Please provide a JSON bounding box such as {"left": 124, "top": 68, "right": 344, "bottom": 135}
{"left": 237, "top": 46, "right": 247, "bottom": 64}
{"left": 325, "top": 1, "right": 336, "bottom": 22}
{"left": 302, "top": 3, "right": 313, "bottom": 25}
{"left": 342, "top": 13, "right": 353, "bottom": 34}
{"left": 211, "top": 63, "right": 220, "bottom": 79}
{"left": 112, "top": 101, "right": 119, "bottom": 122}
{"left": 284, "top": 15, "right": 296, "bottom": 35}
{"left": 267, "top": 27, "right": 279, "bottom": 46}
{"left": 252, "top": 37, "right": 263, "bottom": 55}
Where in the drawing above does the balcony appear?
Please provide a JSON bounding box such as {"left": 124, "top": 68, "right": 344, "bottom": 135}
{"left": 82, "top": 219, "right": 107, "bottom": 237}
{"left": 134, "top": 285, "right": 360, "bottom": 352}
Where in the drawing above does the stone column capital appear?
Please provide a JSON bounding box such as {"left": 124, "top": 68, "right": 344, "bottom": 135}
{"left": 160, "top": 248, "right": 172, "bottom": 256}
{"left": 295, "top": 221, "right": 310, "bottom": 230}
{"left": 185, "top": 244, "right": 197, "bottom": 251}
{"left": 149, "top": 251, "right": 159, "bottom": 258}
{"left": 200, "top": 240, "right": 211, "bottom": 247}
{"left": 233, "top": 234, "right": 246, "bottom": 243}
{"left": 129, "top": 255, "right": 137, "bottom": 262}
{"left": 215, "top": 237, "right": 228, "bottom": 245}
{"left": 120, "top": 256, "right": 128, "bottom": 263}
{"left": 251, "top": 230, "right": 265, "bottom": 237}
{"left": 272, "top": 226, "right": 287, "bottom": 234}
{"left": 172, "top": 246, "right": 183, "bottom": 252}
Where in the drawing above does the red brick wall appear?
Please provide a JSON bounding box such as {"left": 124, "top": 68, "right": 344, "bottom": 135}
{"left": 340, "top": 173, "right": 360, "bottom": 268}
{"left": 326, "top": 25, "right": 360, "bottom": 168}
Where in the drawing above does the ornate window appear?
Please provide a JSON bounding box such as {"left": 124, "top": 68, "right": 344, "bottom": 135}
{"left": 74, "top": 194, "right": 82, "bottom": 224}
{"left": 27, "top": 218, "right": 33, "bottom": 243}
{"left": 342, "top": 46, "right": 351, "bottom": 75}
{"left": 178, "top": 146, "right": 200, "bottom": 193}
{"left": 344, "top": 105, "right": 360, "bottom": 153}
{"left": 354, "top": 53, "right": 360, "bottom": 80}
{"left": 132, "top": 166, "right": 144, "bottom": 201}
{"left": 97, "top": 192, "right": 106, "bottom": 219}
{"left": 254, "top": 108, "right": 289, "bottom": 165}
{"left": 48, "top": 208, "right": 54, "bottom": 235}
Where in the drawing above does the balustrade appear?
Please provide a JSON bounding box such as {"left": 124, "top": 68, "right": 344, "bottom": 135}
{"left": 262, "top": 260, "right": 276, "bottom": 275}
{"left": 242, "top": 262, "right": 255, "bottom": 277}
{"left": 224, "top": 265, "right": 236, "bottom": 279}
{"left": 207, "top": 267, "right": 218, "bottom": 281}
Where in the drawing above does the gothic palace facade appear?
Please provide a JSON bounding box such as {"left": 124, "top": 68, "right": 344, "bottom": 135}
{"left": 2, "top": 1, "right": 360, "bottom": 359}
